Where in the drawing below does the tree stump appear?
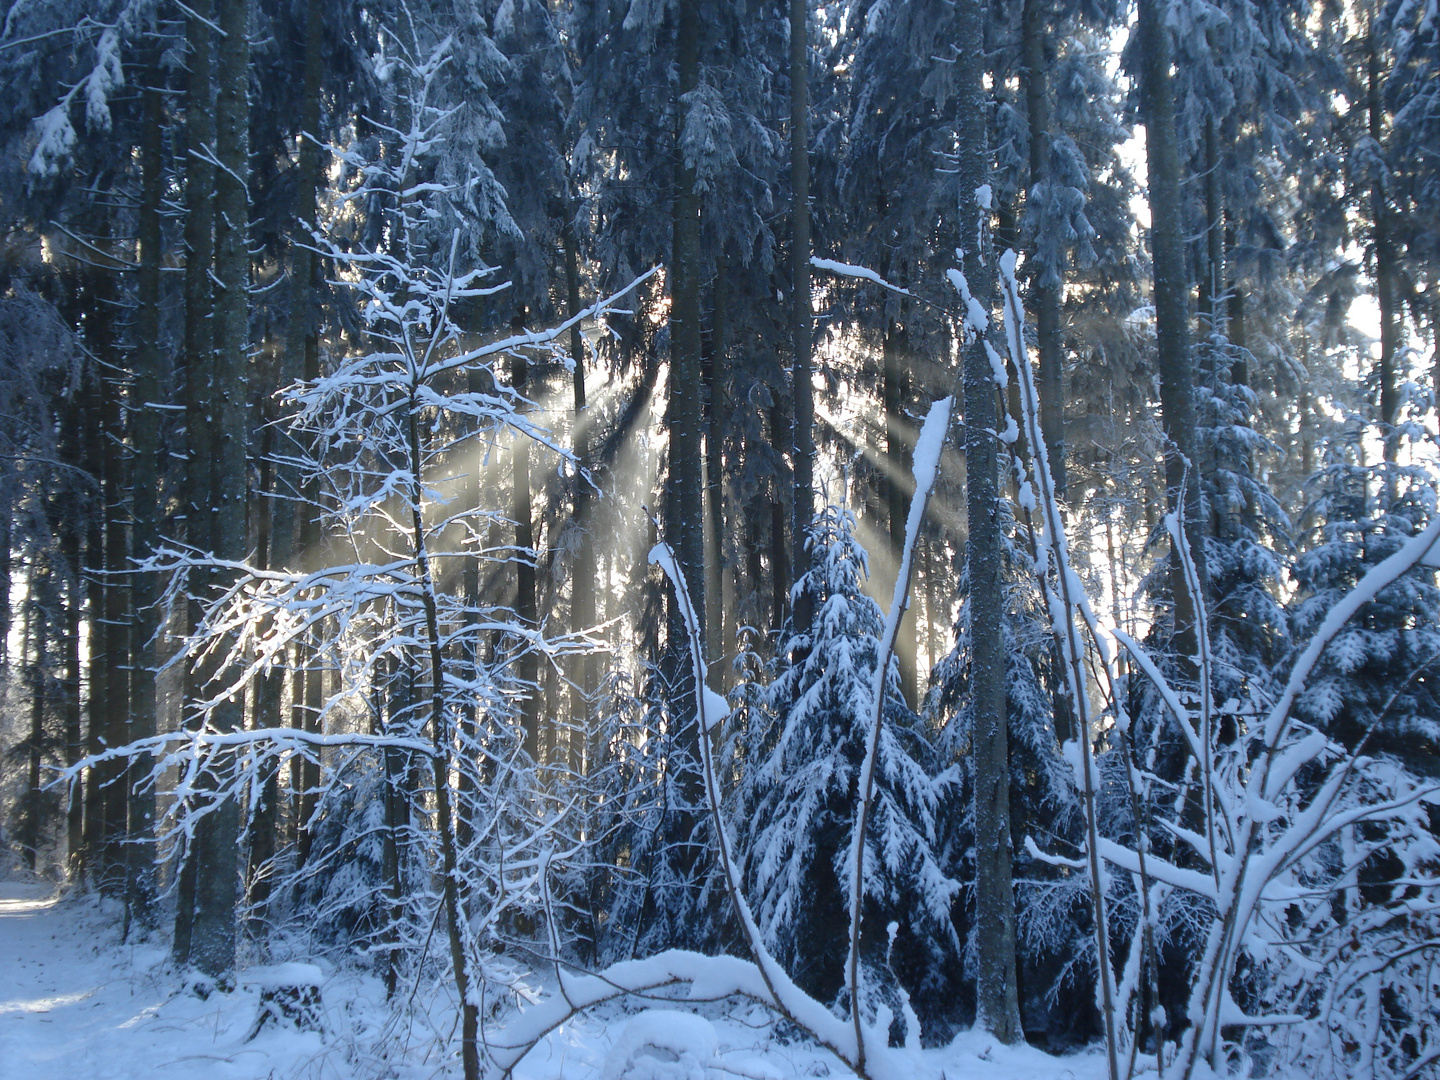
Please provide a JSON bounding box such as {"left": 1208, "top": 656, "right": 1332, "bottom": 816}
{"left": 240, "top": 963, "right": 325, "bottom": 1039}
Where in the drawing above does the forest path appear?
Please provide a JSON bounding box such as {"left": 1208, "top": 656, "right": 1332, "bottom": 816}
{"left": 0, "top": 883, "right": 330, "bottom": 1080}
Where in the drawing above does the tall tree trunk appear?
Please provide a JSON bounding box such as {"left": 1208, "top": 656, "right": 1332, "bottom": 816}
{"left": 190, "top": 0, "right": 250, "bottom": 981}
{"left": 1022, "top": 0, "right": 1066, "bottom": 497}
{"left": 247, "top": 409, "right": 290, "bottom": 941}
{"left": 125, "top": 57, "right": 165, "bottom": 932}
{"left": 702, "top": 265, "right": 725, "bottom": 672}
{"left": 174, "top": 0, "right": 215, "bottom": 964}
{"left": 60, "top": 509, "right": 84, "bottom": 876}
{"left": 53, "top": 332, "right": 88, "bottom": 879}
{"left": 790, "top": 0, "right": 815, "bottom": 630}
{"left": 406, "top": 401, "right": 481, "bottom": 1080}
{"left": 23, "top": 583, "right": 45, "bottom": 871}
{"left": 1136, "top": 0, "right": 1208, "bottom": 652}
{"left": 882, "top": 315, "right": 918, "bottom": 708}
{"left": 379, "top": 645, "right": 407, "bottom": 999}
{"left": 80, "top": 347, "right": 111, "bottom": 889}
{"left": 288, "top": 0, "right": 326, "bottom": 869}
{"left": 1368, "top": 28, "right": 1401, "bottom": 471}
{"left": 769, "top": 402, "right": 791, "bottom": 633}
{"left": 512, "top": 348, "right": 541, "bottom": 764}
{"left": 668, "top": 0, "right": 705, "bottom": 640}
{"left": 563, "top": 215, "right": 596, "bottom": 756}
{"left": 959, "top": 0, "right": 1023, "bottom": 1044}
{"left": 658, "top": 0, "right": 709, "bottom": 943}
{"left": 99, "top": 258, "right": 132, "bottom": 898}
{"left": 708, "top": 262, "right": 732, "bottom": 681}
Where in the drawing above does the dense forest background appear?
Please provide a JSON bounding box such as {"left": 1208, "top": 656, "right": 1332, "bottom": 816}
{"left": 1, "top": 1, "right": 1438, "bottom": 1078}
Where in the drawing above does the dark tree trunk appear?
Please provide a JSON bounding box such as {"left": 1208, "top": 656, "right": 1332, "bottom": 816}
{"left": 702, "top": 260, "right": 726, "bottom": 673}
{"left": 189, "top": 0, "right": 251, "bottom": 981}
{"left": 1198, "top": 119, "right": 1224, "bottom": 338}
{"left": 98, "top": 252, "right": 132, "bottom": 899}
{"left": 654, "top": 0, "right": 709, "bottom": 945}
{"left": 790, "top": 0, "right": 815, "bottom": 631}
{"left": 288, "top": 0, "right": 326, "bottom": 870}
{"left": 959, "top": 0, "right": 1023, "bottom": 1044}
{"left": 23, "top": 587, "right": 45, "bottom": 871}
{"left": 380, "top": 646, "right": 407, "bottom": 999}
{"left": 1368, "top": 29, "right": 1401, "bottom": 470}
{"left": 1136, "top": 0, "right": 1208, "bottom": 651}
{"left": 174, "top": 0, "right": 215, "bottom": 965}
{"left": 125, "top": 57, "right": 165, "bottom": 931}
{"left": 60, "top": 512, "right": 83, "bottom": 875}
{"left": 709, "top": 267, "right": 733, "bottom": 683}
{"left": 563, "top": 215, "right": 597, "bottom": 751}
{"left": 668, "top": 0, "right": 706, "bottom": 641}
{"left": 768, "top": 401, "right": 791, "bottom": 634}
{"left": 1022, "top": 0, "right": 1066, "bottom": 497}
{"left": 882, "top": 316, "right": 918, "bottom": 708}
{"left": 512, "top": 348, "right": 541, "bottom": 764}
{"left": 247, "top": 411, "right": 290, "bottom": 940}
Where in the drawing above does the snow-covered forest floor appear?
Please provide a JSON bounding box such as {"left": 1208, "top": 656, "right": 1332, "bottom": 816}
{"left": 1, "top": 879, "right": 1112, "bottom": 1080}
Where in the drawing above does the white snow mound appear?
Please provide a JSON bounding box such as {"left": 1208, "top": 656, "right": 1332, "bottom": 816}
{"left": 239, "top": 962, "right": 324, "bottom": 989}
{"left": 601, "top": 1009, "right": 719, "bottom": 1080}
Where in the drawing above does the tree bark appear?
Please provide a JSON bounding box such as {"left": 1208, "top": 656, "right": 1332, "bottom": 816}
{"left": 98, "top": 241, "right": 132, "bottom": 898}
{"left": 125, "top": 56, "right": 165, "bottom": 931}
{"left": 563, "top": 215, "right": 597, "bottom": 754}
{"left": 960, "top": 0, "right": 1023, "bottom": 1043}
{"left": 407, "top": 401, "right": 481, "bottom": 1080}
{"left": 287, "top": 0, "right": 326, "bottom": 869}
{"left": 1368, "top": 28, "right": 1401, "bottom": 470}
{"left": 1022, "top": 0, "right": 1066, "bottom": 497}
{"left": 22, "top": 581, "right": 44, "bottom": 871}
{"left": 189, "top": 0, "right": 250, "bottom": 981}
{"left": 173, "top": 0, "right": 215, "bottom": 965}
{"left": 1136, "top": 0, "right": 1208, "bottom": 652}
{"left": 702, "top": 262, "right": 726, "bottom": 672}
{"left": 882, "top": 316, "right": 918, "bottom": 708}
{"left": 790, "top": 0, "right": 815, "bottom": 631}
{"left": 512, "top": 347, "right": 541, "bottom": 764}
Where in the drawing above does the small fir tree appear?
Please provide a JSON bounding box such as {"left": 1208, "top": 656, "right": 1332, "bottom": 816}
{"left": 733, "top": 505, "right": 956, "bottom": 1036}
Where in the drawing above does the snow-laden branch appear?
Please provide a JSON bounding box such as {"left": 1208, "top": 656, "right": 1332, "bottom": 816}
{"left": 810, "top": 257, "right": 912, "bottom": 296}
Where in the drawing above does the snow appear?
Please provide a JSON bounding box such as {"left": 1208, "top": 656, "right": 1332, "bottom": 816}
{"left": 944, "top": 268, "right": 989, "bottom": 334}
{"left": 701, "top": 686, "right": 729, "bottom": 733}
{"left": 0, "top": 879, "right": 1125, "bottom": 1080}
{"left": 0, "top": 885, "right": 331, "bottom": 1080}
{"left": 810, "top": 257, "right": 913, "bottom": 296}
{"left": 238, "top": 963, "right": 324, "bottom": 991}
{"left": 600, "top": 1010, "right": 718, "bottom": 1080}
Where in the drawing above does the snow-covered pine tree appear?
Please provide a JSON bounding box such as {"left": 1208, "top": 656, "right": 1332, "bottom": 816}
{"left": 1291, "top": 447, "right": 1440, "bottom": 770}
{"left": 733, "top": 504, "right": 956, "bottom": 1039}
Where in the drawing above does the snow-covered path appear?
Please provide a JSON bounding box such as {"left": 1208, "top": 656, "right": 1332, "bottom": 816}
{"left": 0, "top": 884, "right": 334, "bottom": 1080}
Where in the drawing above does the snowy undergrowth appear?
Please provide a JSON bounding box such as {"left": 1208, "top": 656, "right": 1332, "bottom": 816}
{"left": 1, "top": 880, "right": 1115, "bottom": 1080}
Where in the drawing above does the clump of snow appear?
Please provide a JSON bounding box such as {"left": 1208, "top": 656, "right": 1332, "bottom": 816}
{"left": 701, "top": 686, "right": 729, "bottom": 733}
{"left": 601, "top": 1009, "right": 719, "bottom": 1080}
{"left": 239, "top": 962, "right": 324, "bottom": 990}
